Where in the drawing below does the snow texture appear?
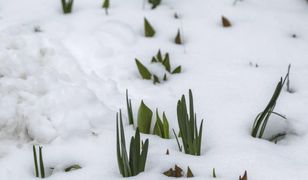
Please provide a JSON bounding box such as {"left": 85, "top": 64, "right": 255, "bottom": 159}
{"left": 0, "top": 0, "right": 308, "bottom": 179}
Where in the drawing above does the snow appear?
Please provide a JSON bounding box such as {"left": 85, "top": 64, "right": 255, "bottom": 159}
{"left": 1, "top": 0, "right": 308, "bottom": 179}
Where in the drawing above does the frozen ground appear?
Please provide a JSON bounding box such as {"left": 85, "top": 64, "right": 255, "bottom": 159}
{"left": 0, "top": 0, "right": 308, "bottom": 179}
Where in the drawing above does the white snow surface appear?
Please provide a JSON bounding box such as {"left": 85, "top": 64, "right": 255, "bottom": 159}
{"left": 0, "top": 0, "right": 308, "bottom": 179}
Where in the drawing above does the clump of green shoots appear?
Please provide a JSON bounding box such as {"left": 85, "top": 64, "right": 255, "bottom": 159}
{"left": 144, "top": 18, "right": 156, "bottom": 37}
{"left": 135, "top": 50, "right": 181, "bottom": 84}
{"left": 163, "top": 165, "right": 194, "bottom": 177}
{"left": 153, "top": 109, "right": 170, "bottom": 139}
{"left": 148, "top": 0, "right": 162, "bottom": 9}
{"left": 251, "top": 71, "right": 289, "bottom": 139}
{"left": 33, "top": 145, "right": 45, "bottom": 178}
{"left": 125, "top": 91, "right": 170, "bottom": 138}
{"left": 116, "top": 110, "right": 149, "bottom": 177}
{"left": 152, "top": 50, "right": 182, "bottom": 74}
{"left": 61, "top": 0, "right": 74, "bottom": 14}
{"left": 102, "top": 0, "right": 110, "bottom": 15}
{"left": 174, "top": 89, "right": 204, "bottom": 156}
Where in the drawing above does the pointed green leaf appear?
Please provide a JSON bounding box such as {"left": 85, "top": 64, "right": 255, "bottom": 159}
{"left": 126, "top": 90, "right": 134, "bottom": 125}
{"left": 138, "top": 139, "right": 149, "bottom": 172}
{"left": 144, "top": 18, "right": 155, "bottom": 37}
{"left": 135, "top": 59, "right": 152, "bottom": 80}
{"left": 163, "top": 73, "right": 167, "bottom": 81}
{"left": 187, "top": 166, "right": 194, "bottom": 177}
{"left": 175, "top": 29, "right": 182, "bottom": 44}
{"left": 172, "top": 66, "right": 181, "bottom": 74}
{"left": 151, "top": 56, "right": 158, "bottom": 63}
{"left": 162, "top": 112, "right": 170, "bottom": 139}
{"left": 156, "top": 49, "right": 163, "bottom": 62}
{"left": 153, "top": 74, "right": 160, "bottom": 84}
{"left": 163, "top": 53, "right": 171, "bottom": 72}
{"left": 137, "top": 100, "right": 153, "bottom": 134}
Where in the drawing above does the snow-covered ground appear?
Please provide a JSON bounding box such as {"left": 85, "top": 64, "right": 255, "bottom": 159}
{"left": 1, "top": 0, "right": 308, "bottom": 179}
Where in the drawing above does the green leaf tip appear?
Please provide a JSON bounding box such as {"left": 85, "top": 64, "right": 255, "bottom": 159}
{"left": 137, "top": 100, "right": 153, "bottom": 134}
{"left": 144, "top": 18, "right": 156, "bottom": 37}
{"left": 172, "top": 66, "right": 181, "bottom": 74}
{"left": 135, "top": 58, "right": 152, "bottom": 80}
{"left": 175, "top": 29, "right": 182, "bottom": 44}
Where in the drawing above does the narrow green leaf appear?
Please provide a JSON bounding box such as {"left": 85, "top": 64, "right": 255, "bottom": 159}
{"left": 64, "top": 164, "right": 82, "bottom": 172}
{"left": 172, "top": 129, "right": 182, "bottom": 152}
{"left": 33, "top": 145, "right": 39, "bottom": 177}
{"left": 153, "top": 109, "right": 163, "bottom": 137}
{"left": 138, "top": 139, "right": 149, "bottom": 172}
{"left": 116, "top": 113, "right": 125, "bottom": 176}
{"left": 213, "top": 168, "right": 216, "bottom": 178}
{"left": 162, "top": 53, "right": 171, "bottom": 72}
{"left": 162, "top": 112, "right": 170, "bottom": 139}
{"left": 39, "top": 146, "right": 45, "bottom": 178}
{"left": 126, "top": 90, "right": 134, "bottom": 125}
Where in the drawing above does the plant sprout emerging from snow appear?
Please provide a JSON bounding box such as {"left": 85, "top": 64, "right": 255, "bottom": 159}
{"left": 116, "top": 110, "right": 149, "bottom": 177}
{"left": 212, "top": 168, "right": 217, "bottom": 178}
{"left": 135, "top": 59, "right": 152, "bottom": 80}
{"left": 144, "top": 18, "right": 156, "bottom": 37}
{"left": 125, "top": 92, "right": 170, "bottom": 138}
{"left": 126, "top": 90, "right": 134, "bottom": 126}
{"left": 286, "top": 64, "right": 293, "bottom": 93}
{"left": 221, "top": 16, "right": 232, "bottom": 27}
{"left": 64, "top": 164, "right": 82, "bottom": 172}
{"left": 174, "top": 89, "right": 204, "bottom": 156}
{"left": 251, "top": 71, "right": 289, "bottom": 139}
{"left": 33, "top": 145, "right": 45, "bottom": 178}
{"left": 137, "top": 101, "right": 153, "bottom": 134}
{"left": 163, "top": 165, "right": 194, "bottom": 177}
{"left": 153, "top": 109, "right": 170, "bottom": 139}
{"left": 239, "top": 170, "right": 248, "bottom": 180}
{"left": 148, "top": 0, "right": 162, "bottom": 9}
{"left": 61, "top": 0, "right": 73, "bottom": 14}
{"left": 186, "top": 167, "right": 194, "bottom": 177}
{"left": 102, "top": 0, "right": 110, "bottom": 15}
{"left": 135, "top": 50, "right": 181, "bottom": 84}
{"left": 163, "top": 165, "right": 183, "bottom": 177}
{"left": 174, "top": 29, "right": 183, "bottom": 45}
{"left": 152, "top": 50, "right": 182, "bottom": 74}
